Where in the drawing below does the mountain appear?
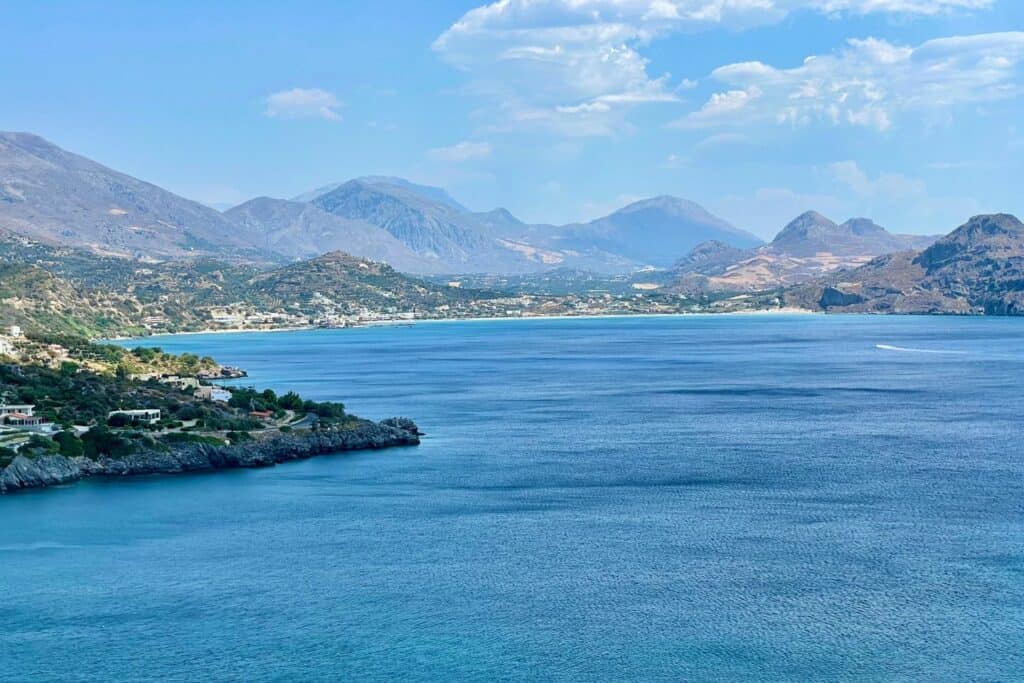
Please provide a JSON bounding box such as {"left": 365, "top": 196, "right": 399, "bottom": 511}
{"left": 0, "top": 132, "right": 258, "bottom": 261}
{"left": 293, "top": 176, "right": 468, "bottom": 212}
{"left": 306, "top": 184, "right": 763, "bottom": 274}
{"left": 789, "top": 214, "right": 1024, "bottom": 314}
{"left": 0, "top": 131, "right": 943, "bottom": 279}
{"left": 549, "top": 197, "right": 762, "bottom": 269}
{"left": 771, "top": 211, "right": 937, "bottom": 257}
{"left": 225, "top": 197, "right": 445, "bottom": 274}
{"left": 665, "top": 211, "right": 942, "bottom": 293}
{"left": 309, "top": 179, "right": 564, "bottom": 274}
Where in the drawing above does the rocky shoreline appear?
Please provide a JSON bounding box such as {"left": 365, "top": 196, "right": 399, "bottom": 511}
{"left": 0, "top": 417, "right": 421, "bottom": 494}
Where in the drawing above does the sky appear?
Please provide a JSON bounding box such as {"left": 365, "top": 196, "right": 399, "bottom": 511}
{"left": 1, "top": 0, "right": 1022, "bottom": 239}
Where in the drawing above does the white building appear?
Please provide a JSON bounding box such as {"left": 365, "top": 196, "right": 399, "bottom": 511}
{"left": 0, "top": 337, "right": 14, "bottom": 355}
{"left": 108, "top": 409, "right": 161, "bottom": 425}
{"left": 0, "top": 404, "right": 35, "bottom": 418}
{"left": 160, "top": 375, "right": 201, "bottom": 391}
{"left": 194, "top": 386, "right": 232, "bottom": 402}
{"left": 7, "top": 325, "right": 22, "bottom": 338}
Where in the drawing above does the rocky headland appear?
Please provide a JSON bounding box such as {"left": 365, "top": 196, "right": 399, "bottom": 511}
{"left": 0, "top": 418, "right": 421, "bottom": 494}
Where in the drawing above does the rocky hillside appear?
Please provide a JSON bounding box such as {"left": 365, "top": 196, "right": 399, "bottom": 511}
{"left": 0, "top": 261, "right": 147, "bottom": 337}
{"left": 294, "top": 175, "right": 468, "bottom": 212}
{"left": 787, "top": 214, "right": 1024, "bottom": 314}
{"left": 310, "top": 180, "right": 525, "bottom": 273}
{"left": 771, "top": 211, "right": 935, "bottom": 258}
{"left": 225, "top": 197, "right": 444, "bottom": 273}
{"left": 666, "top": 211, "right": 941, "bottom": 293}
{"left": 0, "top": 132, "right": 260, "bottom": 261}
{"left": 1, "top": 131, "right": 773, "bottom": 275}
{"left": 0, "top": 232, "right": 488, "bottom": 336}
{"left": 236, "top": 251, "right": 480, "bottom": 312}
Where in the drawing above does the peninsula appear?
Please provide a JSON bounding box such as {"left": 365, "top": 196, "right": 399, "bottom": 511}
{"left": 0, "top": 336, "right": 420, "bottom": 494}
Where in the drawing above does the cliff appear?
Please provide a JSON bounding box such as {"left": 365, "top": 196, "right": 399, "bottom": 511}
{"left": 0, "top": 418, "right": 421, "bottom": 494}
{"left": 786, "top": 214, "right": 1024, "bottom": 314}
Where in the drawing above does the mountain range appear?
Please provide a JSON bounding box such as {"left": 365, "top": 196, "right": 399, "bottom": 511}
{"left": 788, "top": 214, "right": 1024, "bottom": 314}
{"left": 0, "top": 132, "right": 766, "bottom": 274}
{"left": 4, "top": 130, "right": 1019, "bottom": 318}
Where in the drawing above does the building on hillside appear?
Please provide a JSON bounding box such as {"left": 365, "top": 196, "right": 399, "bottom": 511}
{"left": 0, "top": 404, "right": 56, "bottom": 433}
{"left": 107, "top": 409, "right": 161, "bottom": 425}
{"left": 0, "top": 404, "right": 35, "bottom": 418}
{"left": 0, "top": 337, "right": 14, "bottom": 356}
{"left": 194, "top": 385, "right": 232, "bottom": 402}
{"left": 249, "top": 410, "right": 274, "bottom": 421}
{"left": 159, "top": 375, "right": 200, "bottom": 391}
{"left": 7, "top": 325, "right": 22, "bottom": 338}
{"left": 4, "top": 413, "right": 44, "bottom": 428}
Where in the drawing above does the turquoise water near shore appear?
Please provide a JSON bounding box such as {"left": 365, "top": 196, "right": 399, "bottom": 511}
{"left": 2, "top": 315, "right": 1023, "bottom": 680}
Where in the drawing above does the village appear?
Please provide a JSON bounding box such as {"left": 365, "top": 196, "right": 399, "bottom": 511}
{"left": 130, "top": 290, "right": 760, "bottom": 335}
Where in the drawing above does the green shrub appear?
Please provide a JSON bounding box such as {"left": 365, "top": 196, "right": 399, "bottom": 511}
{"left": 81, "top": 426, "right": 133, "bottom": 459}
{"left": 53, "top": 431, "right": 84, "bottom": 458}
{"left": 161, "top": 432, "right": 225, "bottom": 446}
{"left": 0, "top": 446, "right": 19, "bottom": 467}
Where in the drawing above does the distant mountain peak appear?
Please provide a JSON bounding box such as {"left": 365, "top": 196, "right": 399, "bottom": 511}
{"left": 914, "top": 213, "right": 1024, "bottom": 272}
{"left": 0, "top": 131, "right": 258, "bottom": 261}
{"left": 791, "top": 212, "right": 1024, "bottom": 315}
{"left": 771, "top": 210, "right": 941, "bottom": 258}
{"left": 841, "top": 217, "right": 887, "bottom": 236}
{"left": 292, "top": 176, "right": 468, "bottom": 213}
{"left": 614, "top": 195, "right": 706, "bottom": 216}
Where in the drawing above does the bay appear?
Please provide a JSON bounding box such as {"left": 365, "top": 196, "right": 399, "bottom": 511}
{"left": 2, "top": 315, "right": 1023, "bottom": 680}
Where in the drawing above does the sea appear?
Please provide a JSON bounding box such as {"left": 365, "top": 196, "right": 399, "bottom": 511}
{"left": 2, "top": 315, "right": 1022, "bottom": 681}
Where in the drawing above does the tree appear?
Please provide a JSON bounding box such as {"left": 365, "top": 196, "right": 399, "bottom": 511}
{"left": 81, "top": 426, "right": 131, "bottom": 459}
{"left": 279, "top": 391, "right": 303, "bottom": 410}
{"left": 107, "top": 413, "right": 132, "bottom": 428}
{"left": 54, "top": 431, "right": 84, "bottom": 457}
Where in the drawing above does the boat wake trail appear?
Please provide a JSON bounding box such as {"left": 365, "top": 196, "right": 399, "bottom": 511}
{"left": 875, "top": 344, "right": 967, "bottom": 355}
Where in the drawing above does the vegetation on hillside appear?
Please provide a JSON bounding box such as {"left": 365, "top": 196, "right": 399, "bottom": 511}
{"left": 0, "top": 349, "right": 351, "bottom": 463}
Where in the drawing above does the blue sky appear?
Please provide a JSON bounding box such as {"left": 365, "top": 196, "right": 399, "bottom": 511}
{"left": 1, "top": 0, "right": 1022, "bottom": 238}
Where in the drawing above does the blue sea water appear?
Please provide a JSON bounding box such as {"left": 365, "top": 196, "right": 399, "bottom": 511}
{"left": 2, "top": 315, "right": 1023, "bottom": 681}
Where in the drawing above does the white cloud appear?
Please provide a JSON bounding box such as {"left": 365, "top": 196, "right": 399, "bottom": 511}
{"left": 428, "top": 140, "right": 493, "bottom": 162}
{"left": 264, "top": 88, "right": 343, "bottom": 121}
{"left": 435, "top": 1, "right": 994, "bottom": 135}
{"left": 663, "top": 152, "right": 686, "bottom": 168}
{"left": 696, "top": 132, "right": 749, "bottom": 150}
{"left": 674, "top": 31, "right": 1024, "bottom": 130}
{"left": 827, "top": 160, "right": 927, "bottom": 199}
{"left": 811, "top": 0, "right": 992, "bottom": 14}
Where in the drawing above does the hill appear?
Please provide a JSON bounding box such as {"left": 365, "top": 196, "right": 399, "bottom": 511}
{"left": 0, "top": 132, "right": 260, "bottom": 261}
{"left": 665, "top": 211, "right": 941, "bottom": 293}
{"left": 787, "top": 214, "right": 1024, "bottom": 314}
{"left": 0, "top": 261, "right": 145, "bottom": 337}
{"left": 310, "top": 179, "right": 564, "bottom": 274}
{"left": 771, "top": 211, "right": 937, "bottom": 257}
{"left": 235, "top": 251, "right": 480, "bottom": 314}
{"left": 225, "top": 197, "right": 444, "bottom": 273}
{"left": 293, "top": 176, "right": 469, "bottom": 212}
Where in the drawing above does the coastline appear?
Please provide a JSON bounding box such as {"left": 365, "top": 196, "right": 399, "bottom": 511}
{"left": 125, "top": 308, "right": 820, "bottom": 341}
{"left": 0, "top": 418, "right": 421, "bottom": 494}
